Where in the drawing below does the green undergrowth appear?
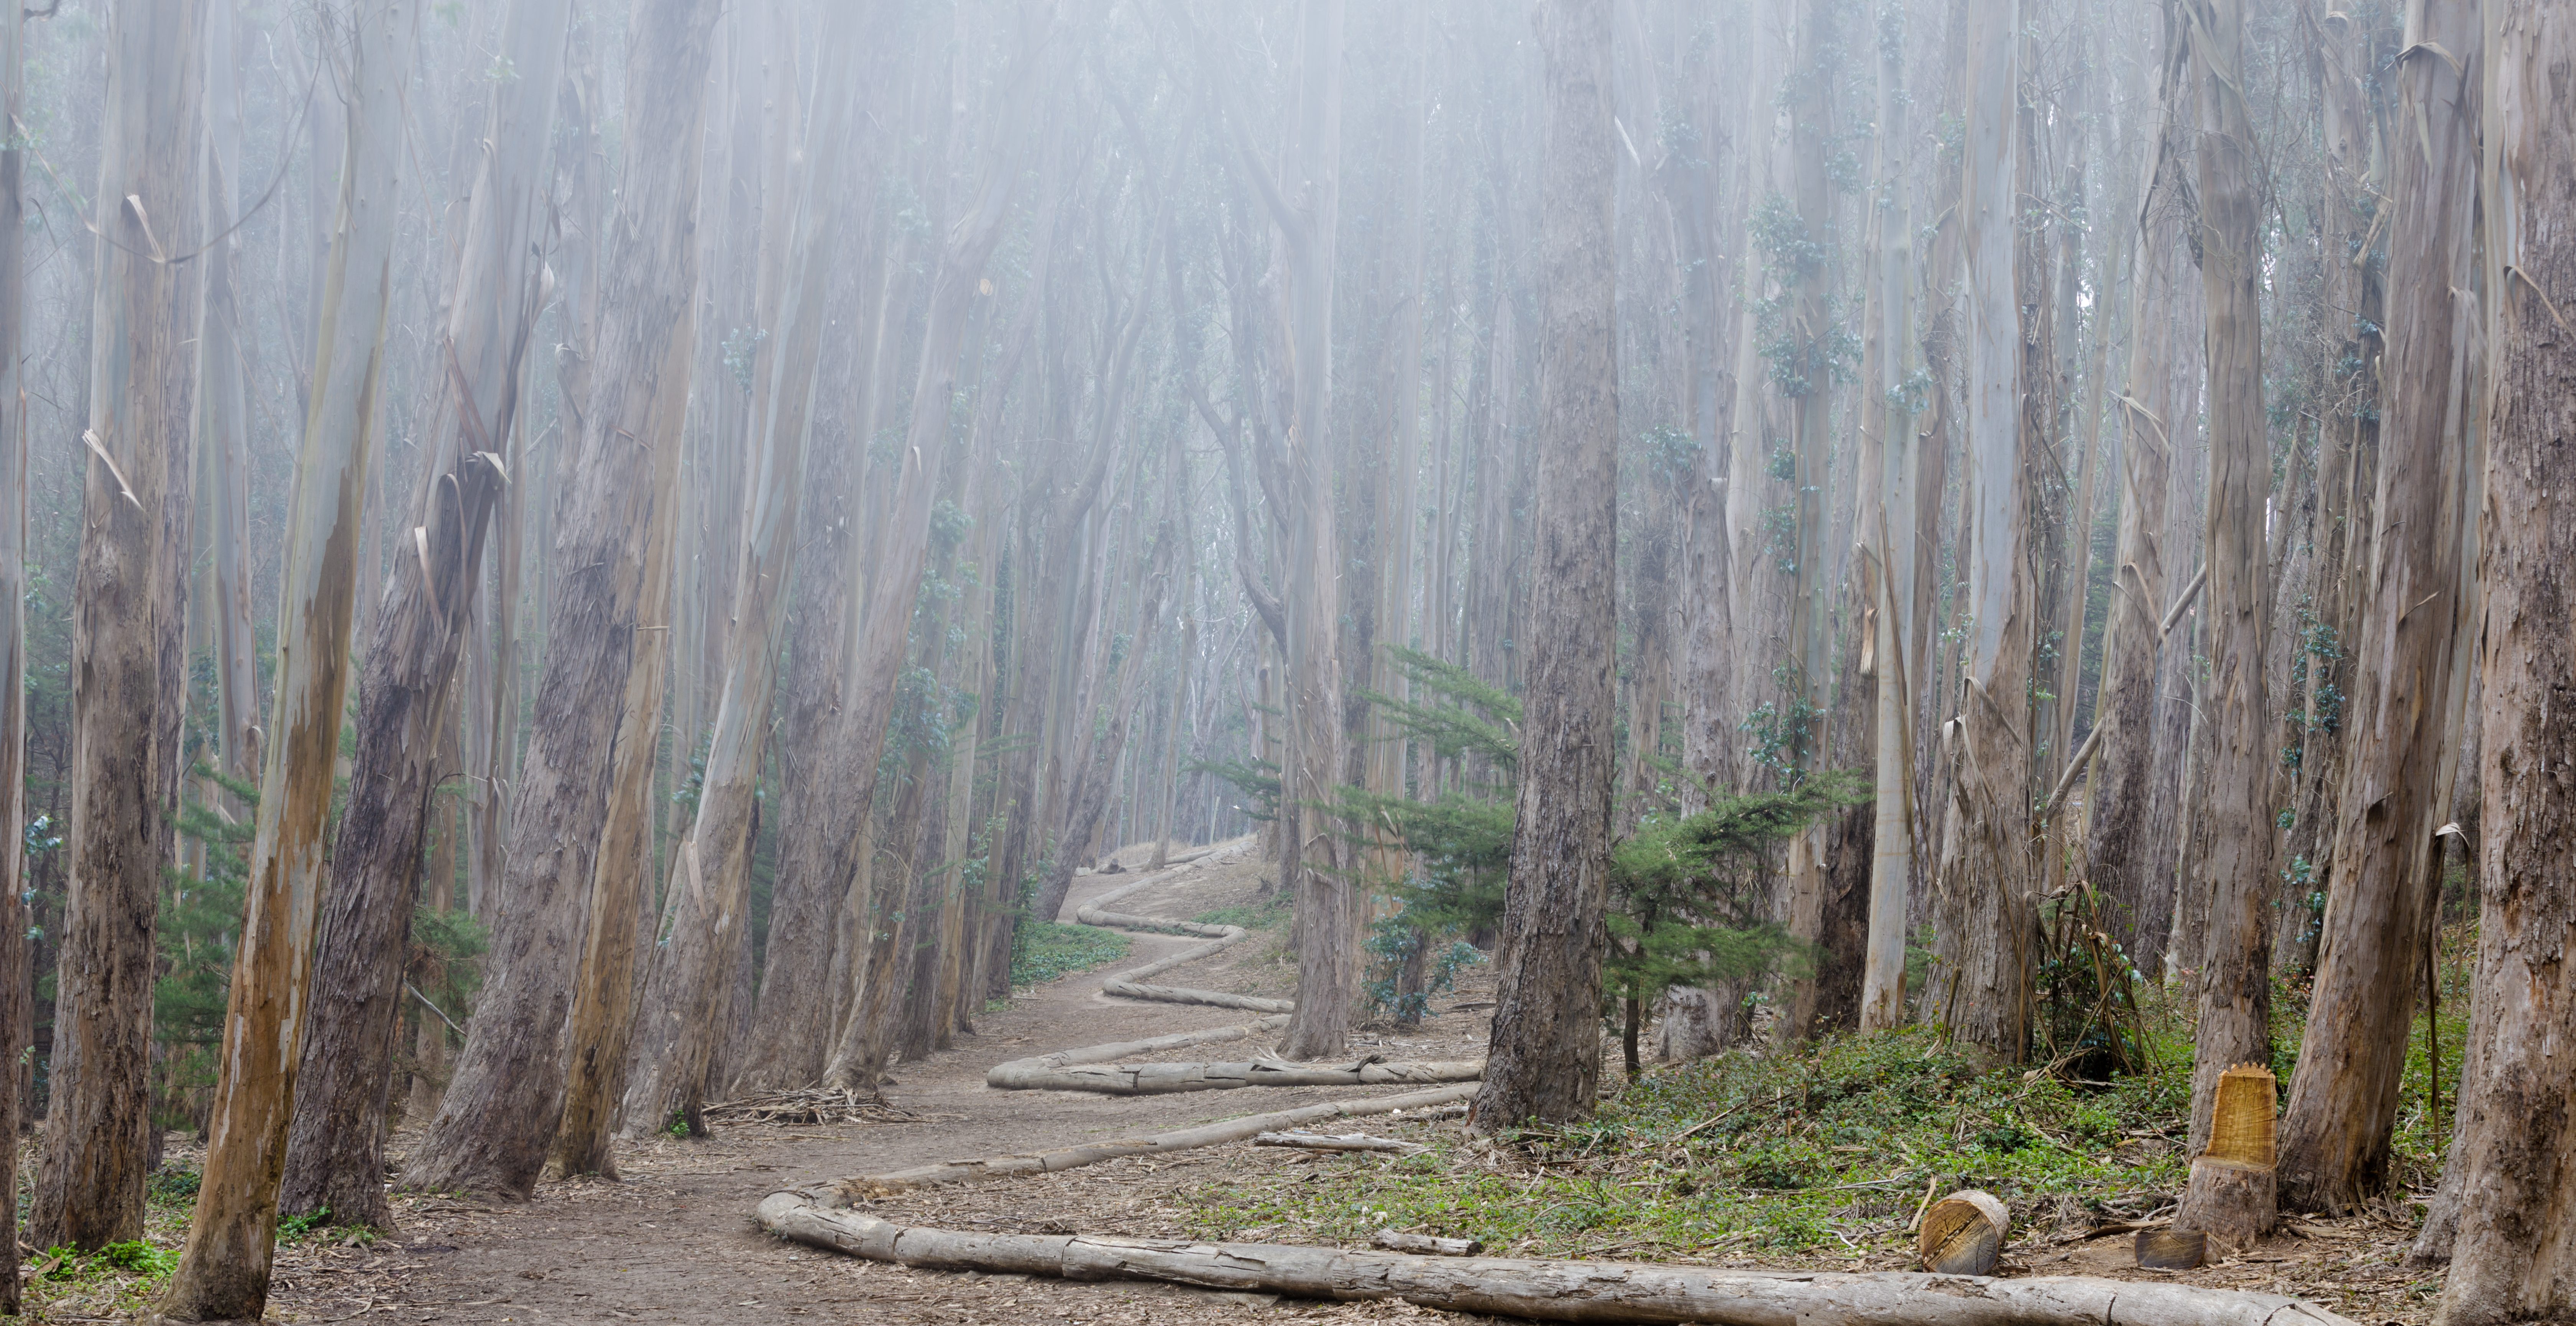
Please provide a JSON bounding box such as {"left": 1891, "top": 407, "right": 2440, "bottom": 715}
{"left": 1008, "top": 921, "right": 1132, "bottom": 990}
{"left": 1191, "top": 892, "right": 1292, "bottom": 932}
{"left": 1184, "top": 1029, "right": 2194, "bottom": 1261}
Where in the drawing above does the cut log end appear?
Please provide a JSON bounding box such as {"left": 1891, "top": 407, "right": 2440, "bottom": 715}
{"left": 1918, "top": 1190, "right": 2010, "bottom": 1275}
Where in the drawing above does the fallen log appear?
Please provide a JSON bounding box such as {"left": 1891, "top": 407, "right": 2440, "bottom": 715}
{"left": 1258, "top": 1132, "right": 1427, "bottom": 1155}
{"left": 1373, "top": 1229, "right": 1482, "bottom": 1256}
{"left": 756, "top": 1198, "right": 2364, "bottom": 1326}
{"left": 842, "top": 1083, "right": 1479, "bottom": 1193}
{"left": 993, "top": 1054, "right": 1485, "bottom": 1096}
{"left": 987, "top": 1016, "right": 1290, "bottom": 1086}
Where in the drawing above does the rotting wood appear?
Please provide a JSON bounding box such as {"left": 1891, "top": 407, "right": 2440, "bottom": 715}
{"left": 756, "top": 1198, "right": 2365, "bottom": 1326}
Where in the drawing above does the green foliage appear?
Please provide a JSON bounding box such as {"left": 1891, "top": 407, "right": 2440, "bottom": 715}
{"left": 1354, "top": 646, "right": 1520, "bottom": 780}
{"left": 1191, "top": 893, "right": 1292, "bottom": 932}
{"left": 1189, "top": 755, "right": 1282, "bottom": 823}
{"left": 1605, "top": 774, "right": 1867, "bottom": 1017}
{"left": 1007, "top": 921, "right": 1132, "bottom": 990}
{"left": 277, "top": 1207, "right": 332, "bottom": 1240}
{"left": 1180, "top": 1029, "right": 2196, "bottom": 1261}
{"left": 1362, "top": 913, "right": 1483, "bottom": 1025}
{"left": 2032, "top": 883, "right": 2152, "bottom": 1078}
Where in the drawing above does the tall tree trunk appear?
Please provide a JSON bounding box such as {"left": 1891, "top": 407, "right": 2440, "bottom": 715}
{"left": 618, "top": 13, "right": 853, "bottom": 1138}
{"left": 33, "top": 0, "right": 207, "bottom": 1254}
{"left": 2175, "top": 0, "right": 2279, "bottom": 1240}
{"left": 2086, "top": 5, "right": 2193, "bottom": 980}
{"left": 1258, "top": 0, "right": 1352, "bottom": 1064}
{"left": 2275, "top": 0, "right": 2481, "bottom": 1214}
{"left": 0, "top": 0, "right": 28, "bottom": 1307}
{"left": 1926, "top": 0, "right": 2034, "bottom": 1061}
{"left": 400, "top": 0, "right": 723, "bottom": 1201}
{"left": 2432, "top": 13, "right": 2576, "bottom": 1315}
{"left": 203, "top": 0, "right": 258, "bottom": 794}
{"left": 1775, "top": 0, "right": 1843, "bottom": 1044}
{"left": 160, "top": 4, "right": 414, "bottom": 1314}
{"left": 1472, "top": 0, "right": 1615, "bottom": 1131}
{"left": 281, "top": 0, "right": 569, "bottom": 1225}
{"left": 1857, "top": 0, "right": 1917, "bottom": 1033}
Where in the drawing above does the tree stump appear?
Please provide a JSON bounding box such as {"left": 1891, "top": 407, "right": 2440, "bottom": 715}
{"left": 2177, "top": 1063, "right": 2278, "bottom": 1249}
{"left": 1919, "top": 1190, "right": 2011, "bottom": 1275}
{"left": 2134, "top": 1228, "right": 2206, "bottom": 1270}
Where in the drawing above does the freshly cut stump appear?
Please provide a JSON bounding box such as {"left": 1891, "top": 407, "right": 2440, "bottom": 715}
{"left": 2178, "top": 1063, "right": 2278, "bottom": 1249}
{"left": 2135, "top": 1228, "right": 2206, "bottom": 1270}
{"left": 1918, "top": 1189, "right": 2010, "bottom": 1275}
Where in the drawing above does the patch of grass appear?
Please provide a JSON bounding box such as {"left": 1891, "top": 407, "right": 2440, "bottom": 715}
{"left": 29, "top": 1239, "right": 182, "bottom": 1318}
{"left": 1182, "top": 1028, "right": 2193, "bottom": 1261}
{"left": 1009, "top": 921, "right": 1133, "bottom": 989}
{"left": 1191, "top": 893, "right": 1291, "bottom": 931}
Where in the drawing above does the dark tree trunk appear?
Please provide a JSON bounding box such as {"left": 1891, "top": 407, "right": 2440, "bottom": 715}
{"left": 34, "top": 0, "right": 206, "bottom": 1253}
{"left": 1472, "top": 0, "right": 1617, "bottom": 1132}
{"left": 2431, "top": 14, "right": 2576, "bottom": 1316}
{"left": 400, "top": 0, "right": 723, "bottom": 1200}
{"left": 2275, "top": 0, "right": 2480, "bottom": 1216}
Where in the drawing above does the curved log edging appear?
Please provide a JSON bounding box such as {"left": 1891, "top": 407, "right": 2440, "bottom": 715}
{"left": 756, "top": 1194, "right": 2365, "bottom": 1326}
{"left": 987, "top": 848, "right": 1482, "bottom": 1091}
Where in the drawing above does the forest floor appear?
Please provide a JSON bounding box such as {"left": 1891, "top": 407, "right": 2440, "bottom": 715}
{"left": 21, "top": 840, "right": 2456, "bottom": 1323}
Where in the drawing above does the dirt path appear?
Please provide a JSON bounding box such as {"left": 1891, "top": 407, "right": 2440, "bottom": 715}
{"left": 266, "top": 853, "right": 1464, "bottom": 1325}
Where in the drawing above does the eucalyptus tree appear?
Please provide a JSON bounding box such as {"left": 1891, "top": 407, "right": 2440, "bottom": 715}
{"left": 160, "top": 1, "right": 417, "bottom": 1315}
{"left": 2276, "top": 0, "right": 2482, "bottom": 1216}
{"left": 281, "top": 0, "right": 572, "bottom": 1226}
{"left": 34, "top": 0, "right": 209, "bottom": 1253}
{"left": 2431, "top": 15, "right": 2576, "bottom": 1316}
{"left": 1472, "top": 0, "right": 1617, "bottom": 1131}
{"left": 402, "top": 0, "right": 726, "bottom": 1201}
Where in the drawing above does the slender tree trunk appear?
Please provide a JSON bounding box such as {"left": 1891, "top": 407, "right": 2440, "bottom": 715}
{"left": 281, "top": 0, "right": 568, "bottom": 1224}
{"left": 1472, "top": 0, "right": 1616, "bottom": 1132}
{"left": 400, "top": 0, "right": 723, "bottom": 1201}
{"left": 1258, "top": 0, "right": 1352, "bottom": 1064}
{"left": 618, "top": 15, "right": 854, "bottom": 1137}
{"left": 1855, "top": 0, "right": 1918, "bottom": 1034}
{"left": 1926, "top": 0, "right": 2034, "bottom": 1061}
{"left": 2086, "top": 7, "right": 2193, "bottom": 979}
{"left": 33, "top": 0, "right": 207, "bottom": 1254}
{"left": 161, "top": 6, "right": 414, "bottom": 1314}
{"left": 2174, "top": 0, "right": 2279, "bottom": 1244}
{"left": 2275, "top": 0, "right": 2481, "bottom": 1214}
{"left": 2432, "top": 13, "right": 2576, "bottom": 1315}
{"left": 204, "top": 2, "right": 258, "bottom": 794}
{"left": 0, "top": 0, "right": 28, "bottom": 1307}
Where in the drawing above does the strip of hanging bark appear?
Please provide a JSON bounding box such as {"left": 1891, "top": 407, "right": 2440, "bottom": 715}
{"left": 757, "top": 1198, "right": 2364, "bottom": 1326}
{"left": 1258, "top": 1132, "right": 1426, "bottom": 1155}
{"left": 831, "top": 1083, "right": 1477, "bottom": 1193}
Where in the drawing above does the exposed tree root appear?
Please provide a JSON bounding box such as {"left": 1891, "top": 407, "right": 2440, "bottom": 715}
{"left": 756, "top": 1195, "right": 2364, "bottom": 1326}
